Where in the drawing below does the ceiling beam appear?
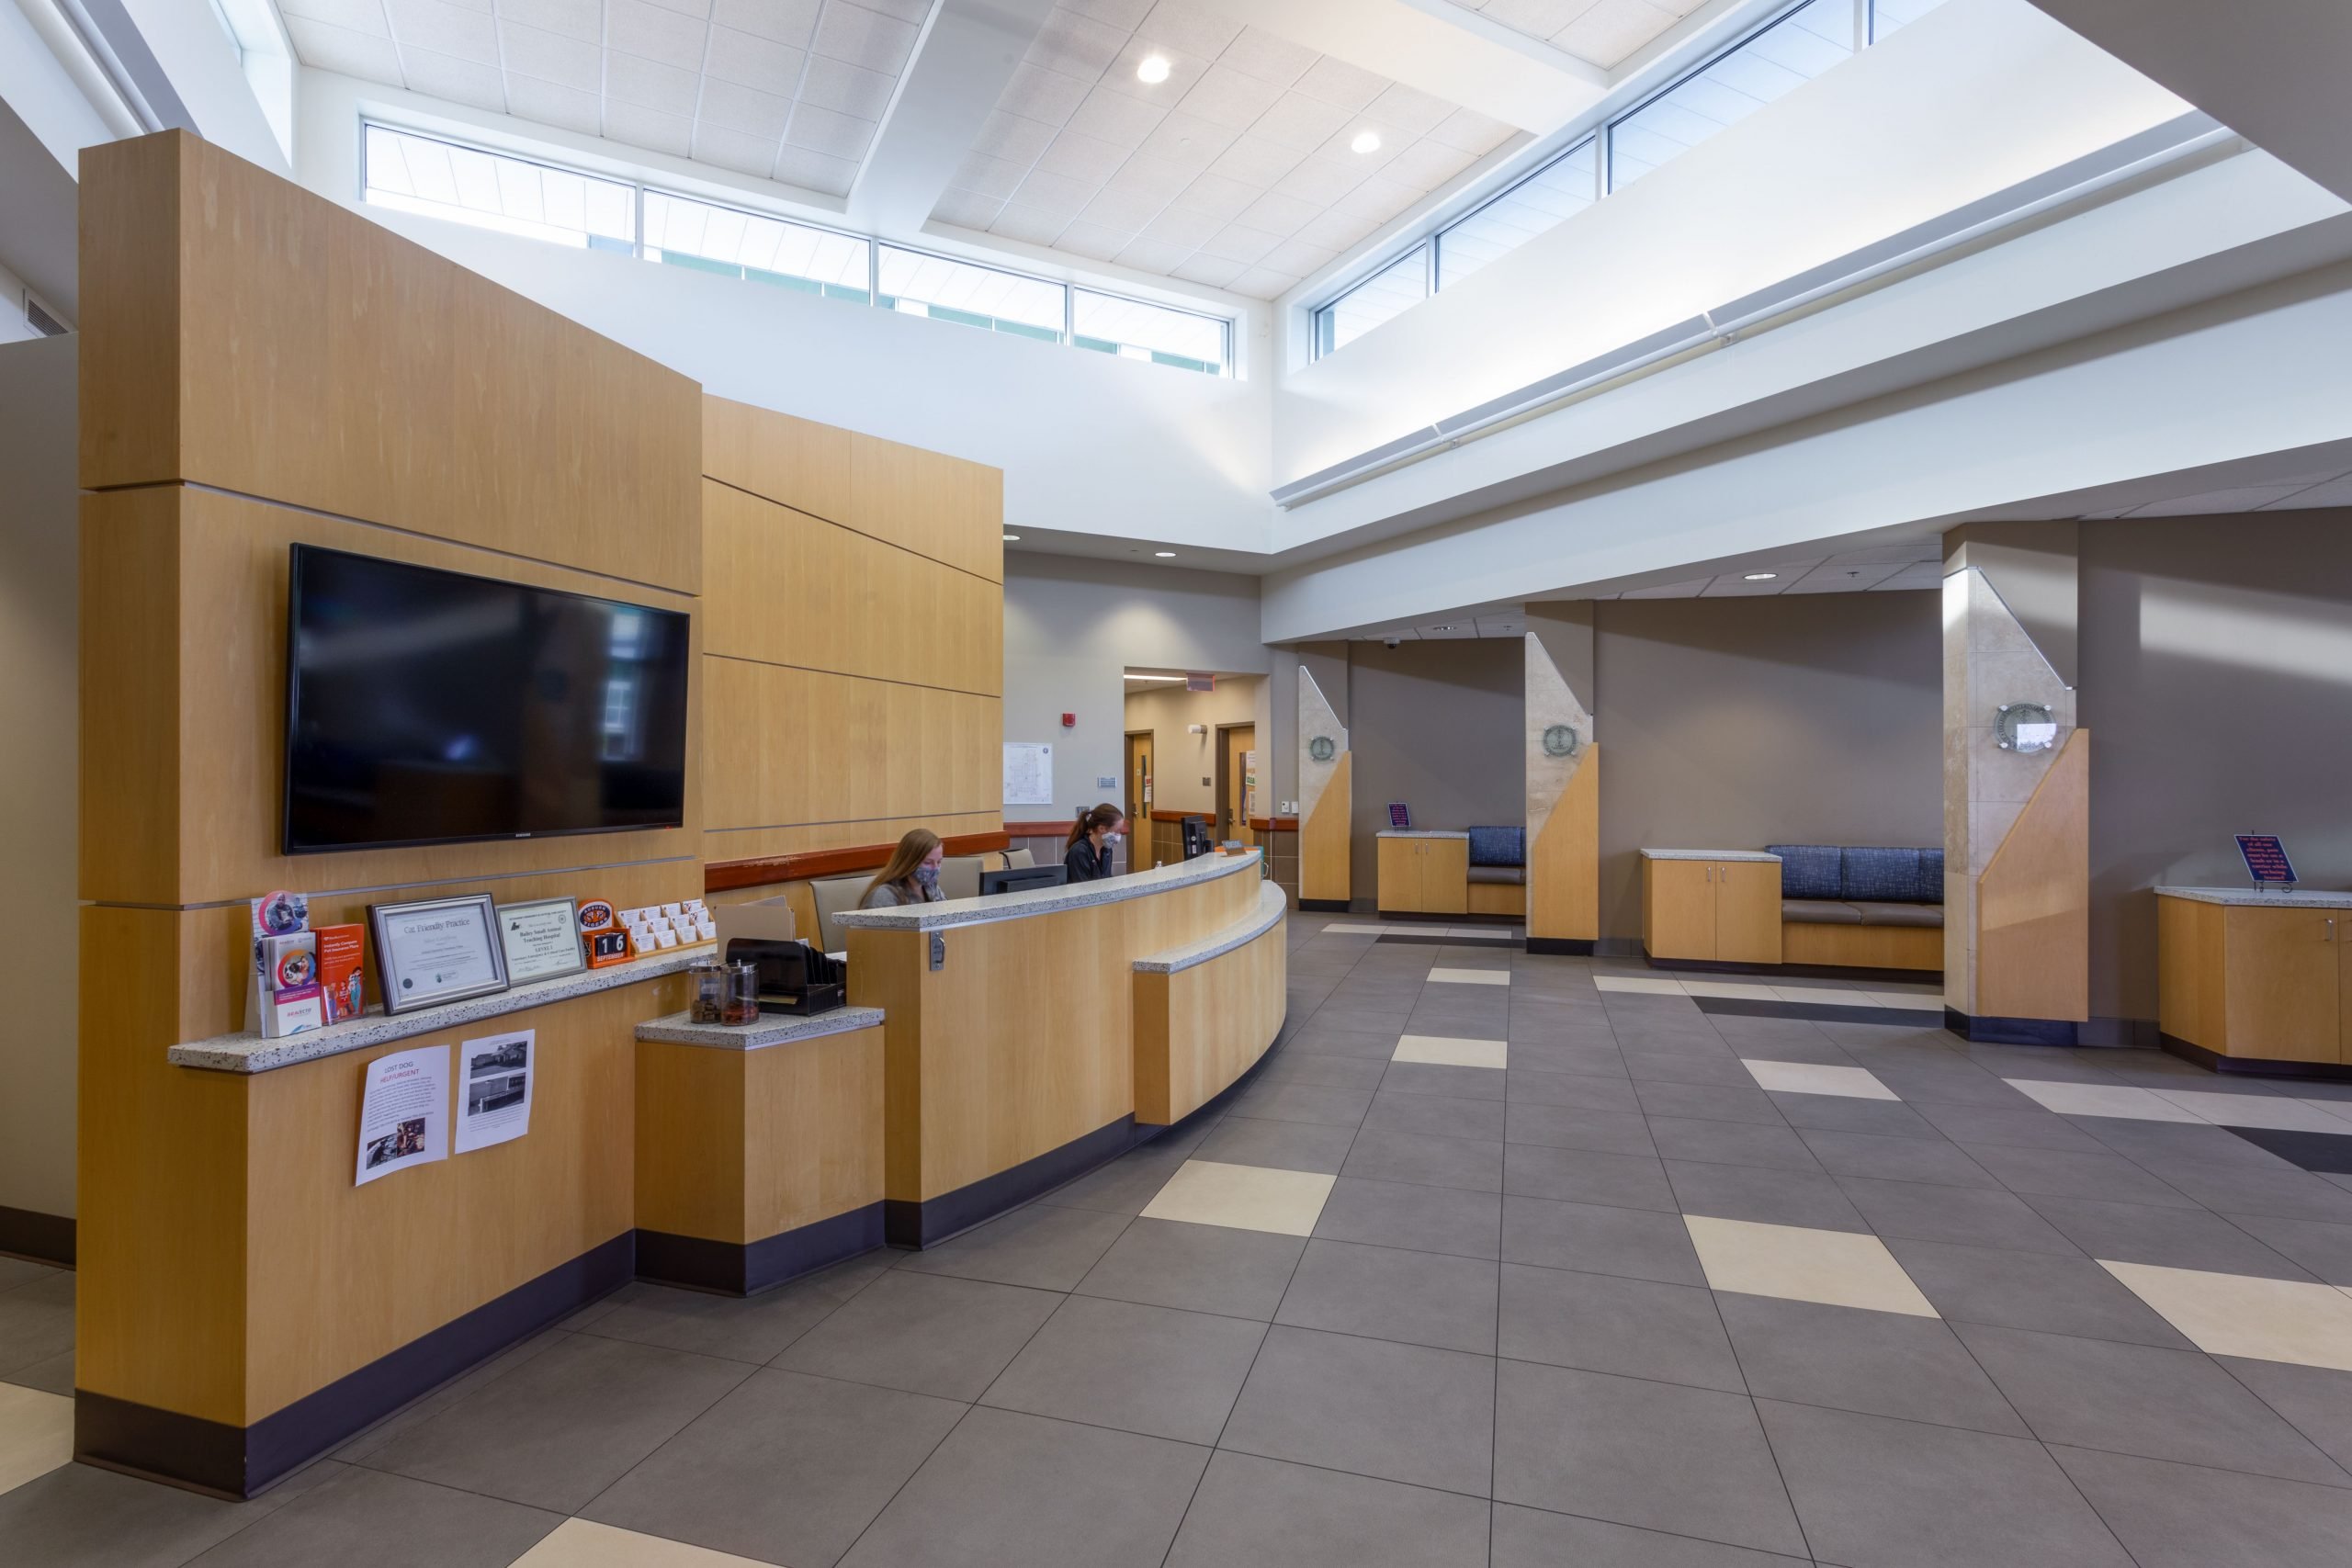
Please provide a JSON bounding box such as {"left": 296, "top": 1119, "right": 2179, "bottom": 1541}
{"left": 849, "top": 0, "right": 1057, "bottom": 233}
{"left": 1228, "top": 0, "right": 1606, "bottom": 133}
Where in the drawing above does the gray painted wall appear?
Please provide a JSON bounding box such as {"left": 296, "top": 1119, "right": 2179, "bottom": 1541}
{"left": 1345, "top": 638, "right": 1526, "bottom": 897}
{"left": 1594, "top": 594, "right": 1944, "bottom": 942}
{"left": 2080, "top": 510, "right": 2352, "bottom": 1021}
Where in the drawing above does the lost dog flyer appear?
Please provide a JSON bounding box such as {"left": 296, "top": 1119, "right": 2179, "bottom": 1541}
{"left": 355, "top": 1044, "right": 449, "bottom": 1186}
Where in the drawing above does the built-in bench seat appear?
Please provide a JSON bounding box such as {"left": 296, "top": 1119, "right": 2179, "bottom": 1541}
{"left": 1466, "top": 827, "right": 1526, "bottom": 914}
{"left": 1768, "top": 843, "right": 1944, "bottom": 971}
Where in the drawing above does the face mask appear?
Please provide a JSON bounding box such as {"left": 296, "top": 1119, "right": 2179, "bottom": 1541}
{"left": 915, "top": 865, "right": 940, "bottom": 891}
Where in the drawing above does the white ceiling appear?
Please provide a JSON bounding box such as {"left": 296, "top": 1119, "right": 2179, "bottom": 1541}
{"left": 1599, "top": 539, "right": 1946, "bottom": 599}
{"left": 930, "top": 0, "right": 1520, "bottom": 299}
{"left": 276, "top": 0, "right": 930, "bottom": 196}
{"left": 1463, "top": 0, "right": 1705, "bottom": 68}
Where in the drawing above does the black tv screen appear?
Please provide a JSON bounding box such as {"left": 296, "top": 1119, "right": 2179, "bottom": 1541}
{"left": 283, "top": 545, "right": 690, "bottom": 853}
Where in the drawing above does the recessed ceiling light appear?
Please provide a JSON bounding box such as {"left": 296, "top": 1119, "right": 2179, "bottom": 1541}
{"left": 1153, "top": 550, "right": 1176, "bottom": 558}
{"left": 1350, "top": 130, "right": 1381, "bottom": 155}
{"left": 1743, "top": 572, "right": 1777, "bottom": 581}
{"left": 1136, "top": 54, "right": 1170, "bottom": 85}
{"left": 1002, "top": 532, "right": 1021, "bottom": 542}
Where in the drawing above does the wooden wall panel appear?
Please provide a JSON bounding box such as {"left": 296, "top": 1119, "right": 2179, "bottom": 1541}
{"left": 705, "top": 811, "right": 1003, "bottom": 874}
{"left": 1300, "top": 752, "right": 1351, "bottom": 903}
{"left": 1781, "top": 922, "right": 1943, "bottom": 971}
{"left": 81, "top": 134, "right": 698, "bottom": 594}
{"left": 75, "top": 132, "right": 180, "bottom": 497}
{"left": 1976, "top": 729, "right": 2090, "bottom": 1022}
{"left": 634, "top": 1045, "right": 749, "bottom": 1245}
{"left": 1528, "top": 748, "right": 1599, "bottom": 942}
{"left": 80, "top": 487, "right": 182, "bottom": 901}
{"left": 743, "top": 1028, "right": 885, "bottom": 1241}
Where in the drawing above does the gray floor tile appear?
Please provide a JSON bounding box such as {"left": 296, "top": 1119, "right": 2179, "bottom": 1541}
{"left": 1490, "top": 1504, "right": 1808, "bottom": 1566}
{"left": 582, "top": 1367, "right": 961, "bottom": 1568}
{"left": 1312, "top": 1175, "right": 1500, "bottom": 1259}
{"left": 775, "top": 1269, "right": 1061, "bottom": 1400}
{"left": 1493, "top": 1362, "right": 1805, "bottom": 1557}
{"left": 3, "top": 1348, "right": 74, "bottom": 1397}
{"left": 1714, "top": 1292, "right": 2029, "bottom": 1436}
{"left": 1838, "top": 1176, "right": 2080, "bottom": 1255}
{"left": 1505, "top": 1145, "right": 1676, "bottom": 1211}
{"left": 1500, "top": 1195, "right": 1706, "bottom": 1285}
{"left": 574, "top": 1271, "right": 853, "bottom": 1364}
{"left": 1035, "top": 1144, "right": 1193, "bottom": 1214}
{"left": 1954, "top": 1321, "right": 2348, "bottom": 1484}
{"left": 1769, "top": 1093, "right": 1945, "bottom": 1138}
{"left": 363, "top": 1333, "right": 752, "bottom": 1511}
{"left": 2219, "top": 1358, "right": 2352, "bottom": 1475}
{"left": 1869, "top": 1062, "right": 2039, "bottom": 1108}
{"left": 981, "top": 1293, "right": 1265, "bottom": 1443}
{"left": 1231, "top": 1080, "right": 1377, "bottom": 1128}
{"left": 0, "top": 1270, "right": 74, "bottom": 1378}
{"left": 2151, "top": 1161, "right": 2352, "bottom": 1224}
{"left": 1277, "top": 1238, "right": 1498, "bottom": 1353}
{"left": 1221, "top": 1325, "right": 1495, "bottom": 1495}
{"left": 1363, "top": 1090, "right": 1507, "bottom": 1141}
{"left": 895, "top": 1201, "right": 1132, "bottom": 1290}
{"left": 1498, "top": 1263, "right": 1743, "bottom": 1392}
{"left": 1287, "top": 1024, "right": 1408, "bottom": 1060}
{"left": 1193, "top": 1114, "right": 1362, "bottom": 1174}
{"left": 1963, "top": 1142, "right": 2199, "bottom": 1209}
{"left": 1507, "top": 1067, "right": 1640, "bottom": 1111}
{"left": 0, "top": 1455, "right": 340, "bottom": 1568}
{"left": 1648, "top": 1117, "right": 1821, "bottom": 1172}
{"left": 184, "top": 1467, "right": 558, "bottom": 1567}
{"left": 1381, "top": 1061, "right": 1510, "bottom": 1100}
{"left": 1255, "top": 1054, "right": 1391, "bottom": 1091}
{"left": 1505, "top": 1040, "right": 1630, "bottom": 1077}
{"left": 1340, "top": 1129, "right": 1503, "bottom": 1192}
{"left": 1635, "top": 1081, "right": 1787, "bottom": 1126}
{"left": 2220, "top": 1212, "right": 2352, "bottom": 1286}
{"left": 1914, "top": 1100, "right": 2110, "bottom": 1151}
{"left": 2074, "top": 1116, "right": 2301, "bottom": 1172}
{"left": 1502, "top": 1100, "right": 1657, "bottom": 1156}
{"left": 335, "top": 1330, "right": 572, "bottom": 1463}
{"left": 1758, "top": 1398, "right": 2132, "bottom": 1568}
{"left": 2052, "top": 1444, "right": 2352, "bottom": 1568}
{"left": 2023, "top": 1195, "right": 2317, "bottom": 1280}
{"left": 1799, "top": 1128, "right": 1999, "bottom": 1187}
{"left": 1165, "top": 1451, "right": 1489, "bottom": 1568}
{"left": 0, "top": 1257, "right": 57, "bottom": 1292}
{"left": 1665, "top": 1161, "right": 1870, "bottom": 1232}
{"left": 1075, "top": 1216, "right": 1306, "bottom": 1318}
{"left": 1623, "top": 1053, "right": 1762, "bottom": 1089}
{"left": 1883, "top": 1237, "right": 2193, "bottom": 1348}
{"left": 839, "top": 1406, "right": 1207, "bottom": 1568}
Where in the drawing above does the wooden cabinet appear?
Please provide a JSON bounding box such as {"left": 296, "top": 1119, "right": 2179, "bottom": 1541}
{"left": 1378, "top": 835, "right": 1468, "bottom": 916}
{"left": 2159, "top": 894, "right": 2346, "bottom": 1066}
{"left": 1642, "top": 855, "right": 1783, "bottom": 964}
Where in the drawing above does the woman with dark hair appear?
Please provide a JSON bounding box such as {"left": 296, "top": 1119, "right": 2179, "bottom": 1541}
{"left": 861, "top": 828, "right": 945, "bottom": 908}
{"left": 1064, "top": 803, "right": 1124, "bottom": 883}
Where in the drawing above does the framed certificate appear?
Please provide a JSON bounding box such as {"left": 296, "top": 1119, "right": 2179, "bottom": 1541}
{"left": 369, "top": 893, "right": 511, "bottom": 1016}
{"left": 496, "top": 897, "right": 585, "bottom": 983}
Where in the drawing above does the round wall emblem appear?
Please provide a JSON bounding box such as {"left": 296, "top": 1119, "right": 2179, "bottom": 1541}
{"left": 1307, "top": 736, "right": 1337, "bottom": 762}
{"left": 1541, "top": 723, "right": 1580, "bottom": 759}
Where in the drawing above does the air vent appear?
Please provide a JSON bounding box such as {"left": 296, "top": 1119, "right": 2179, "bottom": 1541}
{"left": 25, "top": 296, "right": 68, "bottom": 337}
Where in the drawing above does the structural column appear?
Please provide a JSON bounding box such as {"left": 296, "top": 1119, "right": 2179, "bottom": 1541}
{"left": 1942, "top": 523, "right": 2088, "bottom": 1043}
{"left": 1296, "top": 646, "right": 1351, "bottom": 910}
{"left": 1525, "top": 604, "right": 1599, "bottom": 953}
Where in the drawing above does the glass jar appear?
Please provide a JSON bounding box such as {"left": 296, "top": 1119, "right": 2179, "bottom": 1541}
{"left": 688, "top": 960, "right": 727, "bottom": 1024}
{"left": 722, "top": 959, "right": 762, "bottom": 1026}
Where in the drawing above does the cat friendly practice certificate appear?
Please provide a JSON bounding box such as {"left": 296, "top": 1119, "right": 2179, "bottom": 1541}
{"left": 383, "top": 903, "right": 501, "bottom": 998}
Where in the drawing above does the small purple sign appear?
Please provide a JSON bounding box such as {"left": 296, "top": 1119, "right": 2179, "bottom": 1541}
{"left": 1387, "top": 803, "right": 1411, "bottom": 830}
{"left": 2235, "top": 834, "right": 2297, "bottom": 886}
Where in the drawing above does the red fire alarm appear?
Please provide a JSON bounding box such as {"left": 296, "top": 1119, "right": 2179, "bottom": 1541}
{"left": 1061, "top": 712, "right": 1075, "bottom": 728}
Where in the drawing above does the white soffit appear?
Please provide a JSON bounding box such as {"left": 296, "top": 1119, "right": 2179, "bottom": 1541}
{"left": 1452, "top": 0, "right": 1704, "bottom": 71}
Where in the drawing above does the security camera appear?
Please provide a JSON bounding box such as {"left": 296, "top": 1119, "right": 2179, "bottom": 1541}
{"left": 1383, "top": 637, "right": 1400, "bottom": 649}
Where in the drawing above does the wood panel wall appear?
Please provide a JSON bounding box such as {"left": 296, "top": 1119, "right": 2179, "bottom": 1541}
{"left": 1300, "top": 752, "right": 1351, "bottom": 904}
{"left": 700, "top": 396, "right": 1003, "bottom": 878}
{"left": 76, "top": 132, "right": 705, "bottom": 1433}
{"left": 1975, "top": 729, "right": 2091, "bottom": 1022}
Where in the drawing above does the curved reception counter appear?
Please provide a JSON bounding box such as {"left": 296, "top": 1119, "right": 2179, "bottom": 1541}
{"left": 838, "top": 849, "right": 1286, "bottom": 1246}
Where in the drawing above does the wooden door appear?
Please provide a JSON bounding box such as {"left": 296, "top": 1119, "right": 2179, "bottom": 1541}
{"left": 1644, "top": 860, "right": 1715, "bottom": 960}
{"left": 2223, "top": 906, "right": 2339, "bottom": 1062}
{"left": 1220, "top": 724, "right": 1256, "bottom": 847}
{"left": 1422, "top": 837, "right": 1468, "bottom": 915}
{"left": 1125, "top": 731, "right": 1153, "bottom": 825}
{"left": 1715, "top": 861, "right": 1782, "bottom": 964}
{"left": 1378, "top": 838, "right": 1424, "bottom": 913}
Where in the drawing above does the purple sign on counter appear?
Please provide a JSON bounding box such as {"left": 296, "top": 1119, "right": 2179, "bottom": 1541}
{"left": 2235, "top": 834, "right": 2298, "bottom": 886}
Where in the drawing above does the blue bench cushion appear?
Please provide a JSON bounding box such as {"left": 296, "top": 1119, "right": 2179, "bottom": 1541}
{"left": 1767, "top": 844, "right": 1843, "bottom": 901}
{"left": 1467, "top": 826, "right": 1524, "bottom": 867}
{"left": 1914, "top": 848, "right": 1945, "bottom": 903}
{"left": 1841, "top": 846, "right": 1922, "bottom": 903}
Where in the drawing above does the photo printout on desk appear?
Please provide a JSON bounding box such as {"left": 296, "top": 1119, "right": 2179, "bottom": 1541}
{"left": 356, "top": 1044, "right": 449, "bottom": 1186}
{"left": 455, "top": 1029, "right": 534, "bottom": 1154}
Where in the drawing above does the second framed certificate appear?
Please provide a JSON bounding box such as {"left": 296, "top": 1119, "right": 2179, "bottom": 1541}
{"left": 496, "top": 897, "right": 587, "bottom": 984}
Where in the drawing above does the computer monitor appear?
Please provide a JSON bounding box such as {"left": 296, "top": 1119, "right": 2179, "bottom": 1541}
{"left": 981, "top": 863, "right": 1069, "bottom": 897}
{"left": 1181, "top": 817, "right": 1212, "bottom": 859}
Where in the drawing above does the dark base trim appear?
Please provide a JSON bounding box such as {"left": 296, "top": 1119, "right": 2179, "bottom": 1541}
{"left": 76, "top": 1231, "right": 634, "bottom": 1500}
{"left": 636, "top": 1202, "right": 887, "bottom": 1296}
{"left": 1525, "top": 938, "right": 1595, "bottom": 956}
{"left": 1944, "top": 1008, "right": 2079, "bottom": 1046}
{"left": 1694, "top": 997, "right": 1940, "bottom": 1028}
{"left": 0, "top": 1204, "right": 74, "bottom": 1266}
{"left": 1299, "top": 898, "right": 1351, "bottom": 912}
{"left": 2161, "top": 1032, "right": 2352, "bottom": 1082}
{"left": 1646, "top": 957, "right": 1942, "bottom": 986}
{"left": 885, "top": 1116, "right": 1136, "bottom": 1249}
{"left": 1375, "top": 933, "right": 1521, "bottom": 949}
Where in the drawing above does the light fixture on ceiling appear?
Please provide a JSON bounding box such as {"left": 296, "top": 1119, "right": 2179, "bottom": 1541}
{"left": 1002, "top": 532, "right": 1021, "bottom": 542}
{"left": 1124, "top": 672, "right": 1183, "bottom": 682}
{"left": 1154, "top": 550, "right": 1176, "bottom": 558}
{"left": 1136, "top": 54, "right": 1170, "bottom": 85}
{"left": 1350, "top": 130, "right": 1381, "bottom": 155}
{"left": 1743, "top": 572, "right": 1778, "bottom": 581}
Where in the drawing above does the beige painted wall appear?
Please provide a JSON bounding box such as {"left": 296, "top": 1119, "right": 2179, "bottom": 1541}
{"left": 1595, "top": 594, "right": 1943, "bottom": 943}
{"left": 0, "top": 334, "right": 77, "bottom": 1224}
{"left": 2080, "top": 510, "right": 2352, "bottom": 1022}
{"left": 1124, "top": 676, "right": 1265, "bottom": 818}
{"left": 1346, "top": 638, "right": 1526, "bottom": 897}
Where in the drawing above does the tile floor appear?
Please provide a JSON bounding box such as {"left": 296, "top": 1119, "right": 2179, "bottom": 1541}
{"left": 8, "top": 915, "right": 2352, "bottom": 1565}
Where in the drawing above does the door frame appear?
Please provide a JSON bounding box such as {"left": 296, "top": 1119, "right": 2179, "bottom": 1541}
{"left": 1215, "top": 721, "right": 1256, "bottom": 847}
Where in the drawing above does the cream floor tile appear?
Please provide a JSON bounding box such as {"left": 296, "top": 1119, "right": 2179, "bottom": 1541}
{"left": 1770, "top": 987, "right": 1876, "bottom": 1008}
{"left": 1323, "top": 922, "right": 1453, "bottom": 936}
{"left": 1393, "top": 1034, "right": 1509, "bottom": 1069}
{"left": 0, "top": 1384, "right": 76, "bottom": 1496}
{"left": 2003, "top": 1080, "right": 2204, "bottom": 1122}
{"left": 2101, "top": 1261, "right": 2352, "bottom": 1373}
{"left": 1685, "top": 1215, "right": 1938, "bottom": 1318}
{"left": 1427, "top": 967, "right": 1510, "bottom": 986}
{"left": 1595, "top": 976, "right": 1684, "bottom": 995}
{"left": 1139, "top": 1159, "right": 1337, "bottom": 1237}
{"left": 1859, "top": 992, "right": 1946, "bottom": 1011}
{"left": 1447, "top": 926, "right": 1522, "bottom": 939}
{"left": 2149, "top": 1090, "right": 2352, "bottom": 1134}
{"left": 1741, "top": 1059, "right": 1900, "bottom": 1101}
{"left": 1680, "top": 980, "right": 1783, "bottom": 1000}
{"left": 2305, "top": 1100, "right": 2352, "bottom": 1131}
{"left": 512, "top": 1519, "right": 771, "bottom": 1567}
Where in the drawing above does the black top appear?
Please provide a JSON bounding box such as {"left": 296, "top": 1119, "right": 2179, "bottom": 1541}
{"left": 1064, "top": 838, "right": 1114, "bottom": 883}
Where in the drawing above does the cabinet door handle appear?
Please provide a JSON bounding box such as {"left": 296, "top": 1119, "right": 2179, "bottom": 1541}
{"left": 1706, "top": 864, "right": 1713, "bottom": 882}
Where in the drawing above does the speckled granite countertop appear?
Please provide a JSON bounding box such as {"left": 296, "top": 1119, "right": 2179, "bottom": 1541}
{"left": 2156, "top": 886, "right": 2352, "bottom": 910}
{"left": 636, "top": 1005, "right": 885, "bottom": 1050}
{"left": 834, "top": 848, "right": 1262, "bottom": 933}
{"left": 1376, "top": 829, "right": 1469, "bottom": 840}
{"left": 1641, "top": 849, "right": 1782, "bottom": 863}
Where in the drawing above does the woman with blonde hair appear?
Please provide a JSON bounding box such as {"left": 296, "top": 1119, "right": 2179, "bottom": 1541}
{"left": 861, "top": 828, "right": 945, "bottom": 908}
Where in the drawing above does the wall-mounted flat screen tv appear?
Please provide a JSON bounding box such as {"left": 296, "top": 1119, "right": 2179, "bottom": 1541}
{"left": 283, "top": 545, "right": 690, "bottom": 854}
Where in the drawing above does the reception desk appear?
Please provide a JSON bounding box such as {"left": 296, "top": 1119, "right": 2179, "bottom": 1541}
{"left": 839, "top": 849, "right": 1284, "bottom": 1246}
